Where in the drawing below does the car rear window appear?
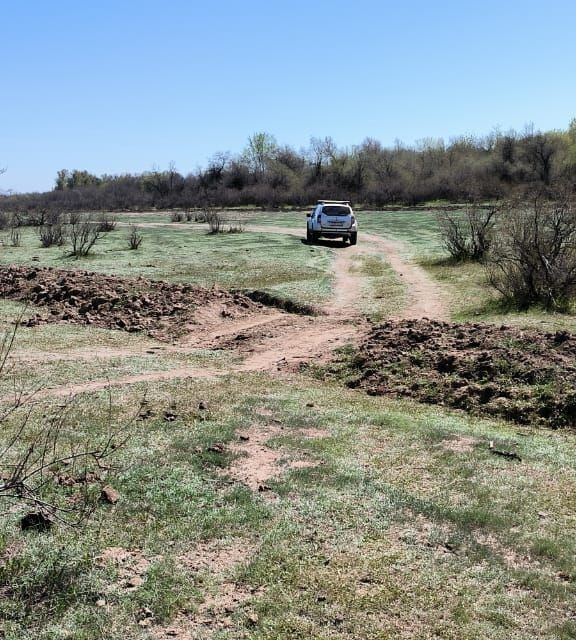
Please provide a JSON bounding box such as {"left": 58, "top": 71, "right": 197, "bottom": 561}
{"left": 322, "top": 205, "right": 351, "bottom": 216}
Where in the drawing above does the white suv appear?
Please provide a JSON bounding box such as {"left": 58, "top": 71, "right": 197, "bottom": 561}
{"left": 306, "top": 200, "right": 358, "bottom": 245}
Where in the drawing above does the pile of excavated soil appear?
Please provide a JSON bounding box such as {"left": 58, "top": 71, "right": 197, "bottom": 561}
{"left": 335, "top": 319, "right": 576, "bottom": 428}
{"left": 0, "top": 266, "right": 261, "bottom": 340}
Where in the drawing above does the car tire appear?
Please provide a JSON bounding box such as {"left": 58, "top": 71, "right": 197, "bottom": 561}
{"left": 306, "top": 228, "right": 312, "bottom": 243}
{"left": 350, "top": 232, "right": 357, "bottom": 245}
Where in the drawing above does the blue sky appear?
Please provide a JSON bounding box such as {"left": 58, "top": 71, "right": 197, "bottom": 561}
{"left": 1, "top": 0, "right": 575, "bottom": 193}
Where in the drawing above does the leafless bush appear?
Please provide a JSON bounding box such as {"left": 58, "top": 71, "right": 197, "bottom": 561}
{"left": 9, "top": 227, "right": 21, "bottom": 247}
{"left": 207, "top": 211, "right": 223, "bottom": 234}
{"left": 68, "top": 211, "right": 81, "bottom": 225}
{"left": 437, "top": 204, "right": 497, "bottom": 261}
{"left": 127, "top": 225, "right": 143, "bottom": 250}
{"left": 39, "top": 222, "right": 66, "bottom": 248}
{"left": 487, "top": 196, "right": 576, "bottom": 311}
{"left": 68, "top": 216, "right": 101, "bottom": 257}
{"left": 227, "top": 220, "right": 245, "bottom": 233}
{"left": 0, "top": 211, "right": 12, "bottom": 230}
{"left": 96, "top": 212, "right": 117, "bottom": 232}
{"left": 0, "top": 321, "right": 132, "bottom": 527}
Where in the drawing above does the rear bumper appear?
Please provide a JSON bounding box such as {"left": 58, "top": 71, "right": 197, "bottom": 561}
{"left": 319, "top": 227, "right": 355, "bottom": 237}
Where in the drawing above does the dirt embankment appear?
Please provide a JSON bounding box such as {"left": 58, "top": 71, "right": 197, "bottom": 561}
{"left": 0, "top": 266, "right": 261, "bottom": 340}
{"left": 332, "top": 319, "right": 576, "bottom": 428}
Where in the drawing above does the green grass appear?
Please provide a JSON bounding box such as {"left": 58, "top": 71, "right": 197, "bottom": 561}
{"left": 2, "top": 373, "right": 576, "bottom": 638}
{"left": 1, "top": 208, "right": 576, "bottom": 637}
{"left": 358, "top": 209, "right": 445, "bottom": 257}
{"left": 0, "top": 220, "right": 334, "bottom": 306}
{"left": 350, "top": 253, "right": 406, "bottom": 321}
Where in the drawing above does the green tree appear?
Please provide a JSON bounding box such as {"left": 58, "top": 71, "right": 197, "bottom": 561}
{"left": 241, "top": 132, "right": 278, "bottom": 176}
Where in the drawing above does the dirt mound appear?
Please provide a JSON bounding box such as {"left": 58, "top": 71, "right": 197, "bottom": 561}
{"left": 236, "top": 289, "right": 321, "bottom": 316}
{"left": 0, "top": 266, "right": 261, "bottom": 340}
{"left": 332, "top": 319, "right": 576, "bottom": 428}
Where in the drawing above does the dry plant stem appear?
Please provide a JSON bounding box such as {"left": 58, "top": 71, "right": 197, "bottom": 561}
{"left": 0, "top": 316, "right": 141, "bottom": 526}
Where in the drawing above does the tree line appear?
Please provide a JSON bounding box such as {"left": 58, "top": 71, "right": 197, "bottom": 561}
{"left": 2, "top": 122, "right": 576, "bottom": 213}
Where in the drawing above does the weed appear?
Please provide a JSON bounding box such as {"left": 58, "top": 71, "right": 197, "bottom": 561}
{"left": 126, "top": 225, "right": 143, "bottom": 250}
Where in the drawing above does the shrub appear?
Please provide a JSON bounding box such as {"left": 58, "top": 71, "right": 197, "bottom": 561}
{"left": 487, "top": 196, "right": 576, "bottom": 311}
{"left": 127, "top": 225, "right": 143, "bottom": 250}
{"left": 0, "top": 211, "right": 12, "bottom": 230}
{"left": 207, "top": 211, "right": 223, "bottom": 234}
{"left": 68, "top": 216, "right": 101, "bottom": 257}
{"left": 68, "top": 211, "right": 81, "bottom": 225}
{"left": 39, "top": 221, "right": 66, "bottom": 248}
{"left": 227, "top": 220, "right": 245, "bottom": 233}
{"left": 170, "top": 211, "right": 184, "bottom": 222}
{"left": 437, "top": 204, "right": 497, "bottom": 261}
{"left": 96, "top": 212, "right": 117, "bottom": 232}
{"left": 9, "top": 227, "right": 21, "bottom": 247}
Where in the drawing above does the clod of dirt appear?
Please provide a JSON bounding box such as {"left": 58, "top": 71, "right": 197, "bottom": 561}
{"left": 0, "top": 265, "right": 261, "bottom": 341}
{"left": 100, "top": 485, "right": 120, "bottom": 504}
{"left": 20, "top": 511, "right": 53, "bottom": 532}
{"left": 335, "top": 319, "right": 576, "bottom": 428}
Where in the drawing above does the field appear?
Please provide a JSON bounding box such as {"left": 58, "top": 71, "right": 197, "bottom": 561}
{"left": 1, "top": 210, "right": 576, "bottom": 639}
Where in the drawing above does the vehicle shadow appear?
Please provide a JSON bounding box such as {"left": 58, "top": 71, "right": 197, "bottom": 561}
{"left": 300, "top": 239, "right": 351, "bottom": 249}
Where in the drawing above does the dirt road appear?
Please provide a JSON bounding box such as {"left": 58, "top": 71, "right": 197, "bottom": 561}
{"left": 17, "top": 224, "right": 446, "bottom": 397}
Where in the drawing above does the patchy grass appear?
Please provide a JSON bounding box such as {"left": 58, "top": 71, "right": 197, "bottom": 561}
{"left": 350, "top": 253, "right": 406, "bottom": 321}
{"left": 0, "top": 220, "right": 334, "bottom": 307}
{"left": 1, "top": 208, "right": 576, "bottom": 638}
{"left": 1, "top": 369, "right": 576, "bottom": 638}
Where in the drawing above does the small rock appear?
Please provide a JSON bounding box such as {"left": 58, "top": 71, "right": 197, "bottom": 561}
{"left": 125, "top": 575, "right": 144, "bottom": 588}
{"left": 100, "top": 485, "right": 120, "bottom": 504}
{"left": 305, "top": 402, "right": 315, "bottom": 408}
{"left": 138, "top": 606, "right": 154, "bottom": 619}
{"left": 96, "top": 598, "right": 106, "bottom": 607}
{"left": 247, "top": 613, "right": 259, "bottom": 625}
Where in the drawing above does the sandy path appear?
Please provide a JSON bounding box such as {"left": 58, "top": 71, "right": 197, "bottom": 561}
{"left": 247, "top": 224, "right": 447, "bottom": 320}
{"left": 21, "top": 222, "right": 446, "bottom": 398}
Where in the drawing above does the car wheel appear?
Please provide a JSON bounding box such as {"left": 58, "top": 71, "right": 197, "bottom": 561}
{"left": 350, "top": 232, "right": 357, "bottom": 245}
{"left": 306, "top": 228, "right": 312, "bottom": 243}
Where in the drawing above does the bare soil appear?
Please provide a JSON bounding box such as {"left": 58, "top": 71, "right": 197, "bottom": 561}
{"left": 6, "top": 227, "right": 576, "bottom": 431}
{"left": 225, "top": 422, "right": 322, "bottom": 491}
{"left": 0, "top": 266, "right": 261, "bottom": 341}
{"left": 334, "top": 318, "right": 576, "bottom": 428}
